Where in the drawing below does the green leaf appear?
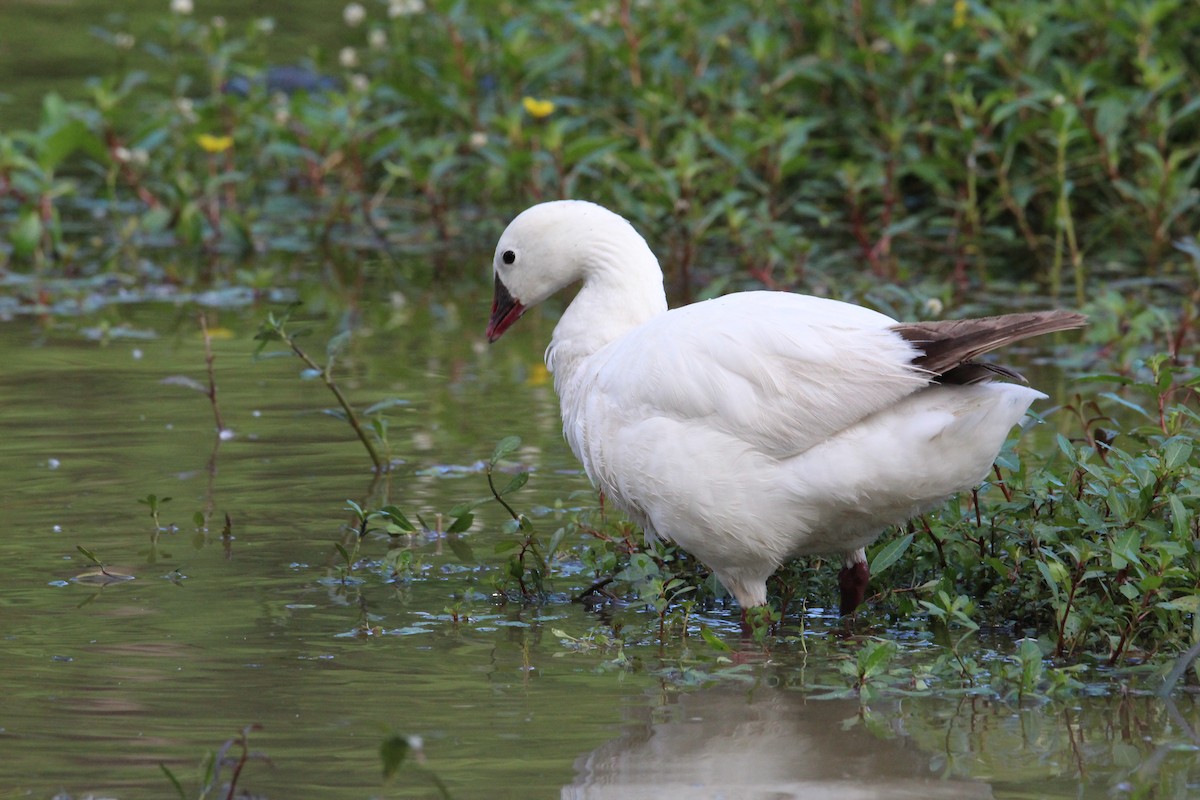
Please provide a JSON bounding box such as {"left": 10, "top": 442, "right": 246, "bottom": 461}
{"left": 700, "top": 625, "right": 733, "bottom": 652}
{"left": 38, "top": 118, "right": 103, "bottom": 172}
{"left": 499, "top": 472, "right": 529, "bottom": 496}
{"left": 363, "top": 398, "right": 410, "bottom": 415}
{"left": 379, "top": 734, "right": 410, "bottom": 780}
{"left": 446, "top": 513, "right": 474, "bottom": 534}
{"left": 379, "top": 505, "right": 415, "bottom": 531}
{"left": 1163, "top": 437, "right": 1193, "bottom": 471}
{"left": 159, "top": 763, "right": 187, "bottom": 799}
{"left": 857, "top": 640, "right": 894, "bottom": 679}
{"left": 76, "top": 545, "right": 100, "bottom": 565}
{"left": 1035, "top": 560, "right": 1063, "bottom": 601}
{"left": 1098, "top": 392, "right": 1150, "bottom": 419}
{"left": 326, "top": 330, "right": 352, "bottom": 360}
{"left": 490, "top": 436, "right": 522, "bottom": 466}
{"left": 869, "top": 533, "right": 913, "bottom": 577}
{"left": 10, "top": 211, "right": 42, "bottom": 259}
{"left": 1158, "top": 594, "right": 1200, "bottom": 613}
{"left": 546, "top": 527, "right": 567, "bottom": 558}
{"left": 1168, "top": 494, "right": 1190, "bottom": 539}
{"left": 334, "top": 543, "right": 351, "bottom": 564}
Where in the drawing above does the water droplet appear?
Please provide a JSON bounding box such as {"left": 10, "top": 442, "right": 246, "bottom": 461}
{"left": 47, "top": 458, "right": 60, "bottom": 469}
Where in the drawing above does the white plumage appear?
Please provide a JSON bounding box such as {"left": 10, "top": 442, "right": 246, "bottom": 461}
{"left": 486, "top": 200, "right": 1083, "bottom": 613}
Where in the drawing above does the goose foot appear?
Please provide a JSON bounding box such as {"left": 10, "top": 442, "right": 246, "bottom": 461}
{"left": 838, "top": 552, "right": 870, "bottom": 615}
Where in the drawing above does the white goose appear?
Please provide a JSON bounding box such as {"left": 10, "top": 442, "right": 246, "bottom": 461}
{"left": 485, "top": 200, "right": 1085, "bottom": 615}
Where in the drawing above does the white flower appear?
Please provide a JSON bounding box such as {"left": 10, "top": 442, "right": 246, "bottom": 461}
{"left": 388, "top": 0, "right": 425, "bottom": 18}
{"left": 175, "top": 97, "right": 198, "bottom": 124}
{"left": 256, "top": 17, "right": 275, "bottom": 34}
{"left": 113, "top": 146, "right": 132, "bottom": 163}
{"left": 923, "top": 297, "right": 944, "bottom": 316}
{"left": 343, "top": 2, "right": 366, "bottom": 27}
{"left": 273, "top": 106, "right": 290, "bottom": 126}
{"left": 350, "top": 73, "right": 370, "bottom": 93}
{"left": 114, "top": 32, "right": 136, "bottom": 50}
{"left": 130, "top": 148, "right": 149, "bottom": 166}
{"left": 211, "top": 15, "right": 226, "bottom": 30}
{"left": 1051, "top": 93, "right": 1066, "bottom": 107}
{"left": 170, "top": 0, "right": 193, "bottom": 15}
{"left": 339, "top": 47, "right": 359, "bottom": 69}
{"left": 943, "top": 51, "right": 957, "bottom": 67}
{"left": 468, "top": 131, "right": 488, "bottom": 150}
{"left": 368, "top": 28, "right": 388, "bottom": 50}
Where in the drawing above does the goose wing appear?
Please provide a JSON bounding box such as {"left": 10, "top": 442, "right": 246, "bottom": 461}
{"left": 574, "top": 291, "right": 928, "bottom": 460}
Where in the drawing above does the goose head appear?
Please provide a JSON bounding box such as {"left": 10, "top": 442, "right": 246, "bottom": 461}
{"left": 485, "top": 200, "right": 664, "bottom": 343}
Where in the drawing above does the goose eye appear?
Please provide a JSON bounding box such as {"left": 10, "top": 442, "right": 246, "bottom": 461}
{"left": 501, "top": 250, "right": 516, "bottom": 265}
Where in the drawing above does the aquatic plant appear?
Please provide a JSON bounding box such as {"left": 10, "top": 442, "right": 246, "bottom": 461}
{"left": 380, "top": 732, "right": 453, "bottom": 799}
{"left": 161, "top": 723, "right": 268, "bottom": 800}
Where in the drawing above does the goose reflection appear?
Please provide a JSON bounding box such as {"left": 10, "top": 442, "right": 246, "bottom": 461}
{"left": 564, "top": 686, "right": 991, "bottom": 799}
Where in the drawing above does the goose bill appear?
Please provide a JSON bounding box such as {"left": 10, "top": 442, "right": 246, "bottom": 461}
{"left": 486, "top": 276, "right": 526, "bottom": 342}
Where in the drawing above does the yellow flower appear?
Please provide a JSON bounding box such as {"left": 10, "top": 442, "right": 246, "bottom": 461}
{"left": 197, "top": 133, "right": 233, "bottom": 153}
{"left": 952, "top": 0, "right": 969, "bottom": 29}
{"left": 526, "top": 362, "right": 550, "bottom": 387}
{"left": 522, "top": 96, "right": 555, "bottom": 119}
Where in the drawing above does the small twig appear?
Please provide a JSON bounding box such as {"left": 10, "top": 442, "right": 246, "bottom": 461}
{"left": 572, "top": 576, "right": 616, "bottom": 603}
{"left": 198, "top": 313, "right": 227, "bottom": 435}
{"left": 281, "top": 332, "right": 387, "bottom": 473}
{"left": 486, "top": 468, "right": 520, "bottom": 521}
{"left": 919, "top": 518, "right": 946, "bottom": 569}
{"left": 991, "top": 464, "right": 1014, "bottom": 502}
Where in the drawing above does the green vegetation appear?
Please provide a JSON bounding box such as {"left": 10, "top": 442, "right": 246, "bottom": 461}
{"left": 2, "top": 0, "right": 1197, "bottom": 300}
{"left": 3, "top": 0, "right": 1198, "bottom": 707}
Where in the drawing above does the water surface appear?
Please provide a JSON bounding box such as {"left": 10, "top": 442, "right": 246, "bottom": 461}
{"left": 1, "top": 285, "right": 1198, "bottom": 799}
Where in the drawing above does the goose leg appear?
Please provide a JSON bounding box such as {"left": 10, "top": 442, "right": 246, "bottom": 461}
{"left": 838, "top": 549, "right": 869, "bottom": 615}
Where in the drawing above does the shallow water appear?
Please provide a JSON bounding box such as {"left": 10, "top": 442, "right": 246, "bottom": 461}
{"left": 1, "top": 285, "right": 1198, "bottom": 800}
